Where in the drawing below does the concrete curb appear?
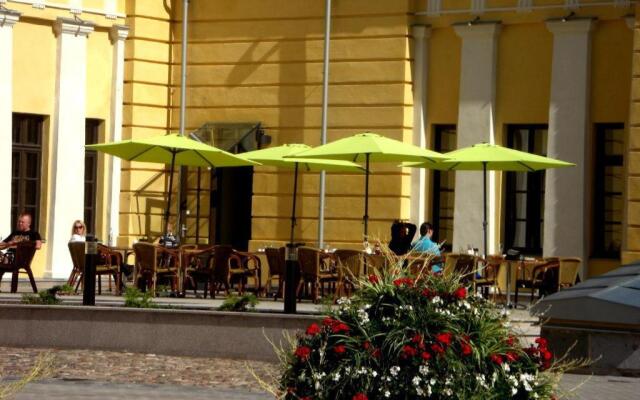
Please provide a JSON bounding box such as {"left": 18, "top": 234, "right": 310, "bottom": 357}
{"left": 0, "top": 304, "right": 320, "bottom": 362}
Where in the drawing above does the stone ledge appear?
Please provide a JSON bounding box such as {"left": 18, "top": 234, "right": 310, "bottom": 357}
{"left": 0, "top": 304, "right": 319, "bottom": 362}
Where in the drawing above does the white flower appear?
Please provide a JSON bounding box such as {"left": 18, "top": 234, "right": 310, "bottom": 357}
{"left": 390, "top": 366, "right": 400, "bottom": 376}
{"left": 432, "top": 296, "right": 442, "bottom": 304}
{"left": 333, "top": 372, "right": 341, "bottom": 382}
{"left": 357, "top": 308, "right": 370, "bottom": 324}
{"left": 502, "top": 363, "right": 511, "bottom": 372}
{"left": 443, "top": 388, "right": 453, "bottom": 396}
{"left": 384, "top": 390, "right": 391, "bottom": 398}
{"left": 337, "top": 297, "right": 351, "bottom": 305}
{"left": 412, "top": 376, "right": 422, "bottom": 386}
{"left": 419, "top": 365, "right": 429, "bottom": 375}
{"left": 511, "top": 387, "right": 518, "bottom": 395}
{"left": 416, "top": 386, "right": 424, "bottom": 396}
{"left": 371, "top": 370, "right": 378, "bottom": 377}
{"left": 429, "top": 378, "right": 436, "bottom": 385}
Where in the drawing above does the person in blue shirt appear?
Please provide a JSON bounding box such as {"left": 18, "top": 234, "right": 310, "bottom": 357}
{"left": 411, "top": 222, "right": 442, "bottom": 273}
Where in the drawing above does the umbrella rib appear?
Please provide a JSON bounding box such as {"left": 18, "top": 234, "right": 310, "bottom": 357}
{"left": 127, "top": 146, "right": 157, "bottom": 161}
{"left": 447, "top": 162, "right": 460, "bottom": 171}
{"left": 193, "top": 150, "right": 216, "bottom": 168}
{"left": 516, "top": 161, "right": 536, "bottom": 172}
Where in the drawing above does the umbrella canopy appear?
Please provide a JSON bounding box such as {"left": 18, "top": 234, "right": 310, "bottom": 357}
{"left": 87, "top": 133, "right": 258, "bottom": 233}
{"left": 238, "top": 143, "right": 364, "bottom": 245}
{"left": 403, "top": 142, "right": 574, "bottom": 257}
{"left": 290, "top": 132, "right": 447, "bottom": 239}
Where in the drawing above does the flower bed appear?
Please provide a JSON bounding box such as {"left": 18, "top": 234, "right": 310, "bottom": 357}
{"left": 277, "top": 263, "right": 564, "bottom": 399}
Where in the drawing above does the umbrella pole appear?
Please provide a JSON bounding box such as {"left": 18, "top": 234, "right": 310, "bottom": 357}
{"left": 165, "top": 151, "right": 177, "bottom": 235}
{"left": 364, "top": 153, "right": 370, "bottom": 242}
{"left": 483, "top": 161, "right": 488, "bottom": 258}
{"left": 290, "top": 163, "right": 299, "bottom": 246}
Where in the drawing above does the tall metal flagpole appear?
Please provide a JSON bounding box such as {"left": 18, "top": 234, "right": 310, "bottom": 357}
{"left": 317, "top": 0, "right": 332, "bottom": 248}
{"left": 176, "top": 0, "right": 189, "bottom": 239}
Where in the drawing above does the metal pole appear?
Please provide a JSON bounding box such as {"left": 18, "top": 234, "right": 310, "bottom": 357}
{"left": 165, "top": 152, "right": 177, "bottom": 235}
{"left": 483, "top": 161, "right": 488, "bottom": 258}
{"left": 290, "top": 163, "right": 299, "bottom": 246}
{"left": 83, "top": 236, "right": 98, "bottom": 306}
{"left": 317, "top": 0, "right": 332, "bottom": 248}
{"left": 364, "top": 154, "right": 370, "bottom": 241}
{"left": 176, "top": 0, "right": 189, "bottom": 238}
{"left": 284, "top": 164, "right": 300, "bottom": 314}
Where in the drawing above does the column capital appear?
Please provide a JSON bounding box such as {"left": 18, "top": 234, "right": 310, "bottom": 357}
{"left": 411, "top": 24, "right": 431, "bottom": 40}
{"left": 453, "top": 22, "right": 501, "bottom": 39}
{"left": 109, "top": 24, "right": 130, "bottom": 44}
{"left": 54, "top": 17, "right": 95, "bottom": 38}
{"left": 546, "top": 18, "right": 595, "bottom": 35}
{"left": 0, "top": 9, "right": 21, "bottom": 28}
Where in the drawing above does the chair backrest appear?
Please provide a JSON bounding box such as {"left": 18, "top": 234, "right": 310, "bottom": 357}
{"left": 442, "top": 253, "right": 460, "bottom": 276}
{"left": 364, "top": 253, "right": 386, "bottom": 271}
{"left": 210, "top": 245, "right": 234, "bottom": 280}
{"left": 68, "top": 241, "right": 86, "bottom": 271}
{"left": 483, "top": 255, "right": 504, "bottom": 281}
{"left": 559, "top": 257, "right": 581, "bottom": 287}
{"left": 14, "top": 241, "right": 37, "bottom": 270}
{"left": 298, "top": 246, "right": 321, "bottom": 276}
{"left": 454, "top": 254, "right": 476, "bottom": 280}
{"left": 133, "top": 242, "right": 158, "bottom": 274}
{"left": 334, "top": 249, "right": 364, "bottom": 278}
{"left": 265, "top": 247, "right": 285, "bottom": 276}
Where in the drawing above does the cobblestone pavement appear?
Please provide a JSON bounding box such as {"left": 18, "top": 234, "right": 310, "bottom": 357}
{"left": 2, "top": 346, "right": 640, "bottom": 399}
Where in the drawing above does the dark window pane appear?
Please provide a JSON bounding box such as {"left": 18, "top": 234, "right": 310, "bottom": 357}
{"left": 12, "top": 153, "right": 20, "bottom": 178}
{"left": 25, "top": 181, "right": 37, "bottom": 206}
{"left": 432, "top": 125, "right": 456, "bottom": 251}
{"left": 84, "top": 119, "right": 99, "bottom": 232}
{"left": 25, "top": 153, "right": 39, "bottom": 178}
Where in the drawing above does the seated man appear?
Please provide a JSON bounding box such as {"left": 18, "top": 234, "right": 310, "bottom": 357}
{"left": 411, "top": 222, "right": 441, "bottom": 273}
{"left": 0, "top": 213, "right": 42, "bottom": 252}
{"left": 388, "top": 220, "right": 416, "bottom": 256}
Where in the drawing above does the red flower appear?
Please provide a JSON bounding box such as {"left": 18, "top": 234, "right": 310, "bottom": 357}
{"left": 371, "top": 348, "right": 381, "bottom": 358}
{"left": 506, "top": 336, "right": 516, "bottom": 346}
{"left": 430, "top": 343, "right": 445, "bottom": 354}
{"left": 306, "top": 323, "right": 321, "bottom": 336}
{"left": 368, "top": 274, "right": 379, "bottom": 284}
{"left": 453, "top": 287, "right": 467, "bottom": 299}
{"left": 535, "top": 337, "right": 548, "bottom": 348}
{"left": 300, "top": 397, "right": 312, "bottom": 400}
{"left": 295, "top": 346, "right": 311, "bottom": 361}
{"left": 334, "top": 345, "right": 346, "bottom": 354}
{"left": 352, "top": 394, "right": 368, "bottom": 400}
{"left": 541, "top": 349, "right": 553, "bottom": 361}
{"left": 490, "top": 354, "right": 503, "bottom": 365}
{"left": 460, "top": 341, "right": 472, "bottom": 356}
{"left": 323, "top": 317, "right": 337, "bottom": 327}
{"left": 411, "top": 333, "right": 423, "bottom": 344}
{"left": 362, "top": 341, "right": 371, "bottom": 350}
{"left": 505, "top": 352, "right": 519, "bottom": 362}
{"left": 421, "top": 351, "right": 432, "bottom": 361}
{"left": 401, "top": 345, "right": 417, "bottom": 358}
{"left": 332, "top": 323, "right": 350, "bottom": 334}
{"left": 435, "top": 332, "right": 453, "bottom": 346}
{"left": 393, "top": 277, "right": 414, "bottom": 287}
{"left": 422, "top": 288, "right": 435, "bottom": 297}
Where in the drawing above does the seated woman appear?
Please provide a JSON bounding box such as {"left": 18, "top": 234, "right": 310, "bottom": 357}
{"left": 69, "top": 220, "right": 86, "bottom": 242}
{"left": 388, "top": 220, "right": 416, "bottom": 256}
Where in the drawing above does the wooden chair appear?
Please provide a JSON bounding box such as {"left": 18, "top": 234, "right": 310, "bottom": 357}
{"left": 68, "top": 242, "right": 123, "bottom": 295}
{"left": 182, "top": 245, "right": 215, "bottom": 297}
{"left": 333, "top": 249, "right": 364, "bottom": 296}
{"left": 265, "top": 247, "right": 285, "bottom": 300}
{"left": 453, "top": 254, "right": 476, "bottom": 284}
{"left": 228, "top": 250, "right": 262, "bottom": 295}
{"left": 209, "top": 245, "right": 234, "bottom": 298}
{"left": 297, "top": 246, "right": 338, "bottom": 303}
{"left": 474, "top": 255, "right": 505, "bottom": 299}
{"left": 442, "top": 253, "right": 459, "bottom": 277}
{"left": 67, "top": 241, "right": 85, "bottom": 290}
{"left": 132, "top": 242, "right": 179, "bottom": 296}
{"left": 0, "top": 241, "right": 38, "bottom": 293}
{"left": 558, "top": 257, "right": 581, "bottom": 290}
{"left": 514, "top": 258, "right": 560, "bottom": 304}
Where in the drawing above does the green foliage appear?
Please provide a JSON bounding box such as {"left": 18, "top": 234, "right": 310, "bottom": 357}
{"left": 123, "top": 287, "right": 155, "bottom": 308}
{"left": 278, "top": 259, "right": 568, "bottom": 400}
{"left": 218, "top": 293, "right": 259, "bottom": 312}
{"left": 21, "top": 286, "right": 64, "bottom": 305}
{"left": 56, "top": 284, "right": 76, "bottom": 295}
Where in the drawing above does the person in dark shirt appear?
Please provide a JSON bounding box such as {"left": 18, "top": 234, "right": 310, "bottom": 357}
{"left": 0, "top": 213, "right": 42, "bottom": 250}
{"left": 388, "top": 220, "right": 416, "bottom": 256}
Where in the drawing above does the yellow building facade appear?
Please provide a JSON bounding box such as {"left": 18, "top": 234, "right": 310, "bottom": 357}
{"left": 2, "top": 0, "right": 638, "bottom": 280}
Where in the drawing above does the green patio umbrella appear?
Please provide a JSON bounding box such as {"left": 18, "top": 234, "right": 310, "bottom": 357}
{"left": 290, "top": 132, "right": 447, "bottom": 239}
{"left": 237, "top": 143, "right": 364, "bottom": 246}
{"left": 404, "top": 142, "right": 574, "bottom": 257}
{"left": 87, "top": 133, "right": 258, "bottom": 234}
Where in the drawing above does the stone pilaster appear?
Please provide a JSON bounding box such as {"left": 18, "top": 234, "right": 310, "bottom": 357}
{"left": 0, "top": 10, "right": 20, "bottom": 238}
{"left": 107, "top": 25, "right": 129, "bottom": 246}
{"left": 47, "top": 18, "right": 95, "bottom": 278}
{"left": 410, "top": 25, "right": 431, "bottom": 228}
{"left": 543, "top": 18, "right": 594, "bottom": 279}
{"left": 452, "top": 22, "right": 501, "bottom": 255}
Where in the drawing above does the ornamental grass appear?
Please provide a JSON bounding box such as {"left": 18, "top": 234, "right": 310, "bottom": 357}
{"left": 273, "top": 252, "right": 576, "bottom": 400}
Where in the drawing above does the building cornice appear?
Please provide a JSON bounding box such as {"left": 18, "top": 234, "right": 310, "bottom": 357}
{"left": 109, "top": 24, "right": 129, "bottom": 43}
{"left": 453, "top": 21, "right": 502, "bottom": 39}
{"left": 0, "top": 9, "right": 21, "bottom": 28}
{"left": 54, "top": 17, "right": 94, "bottom": 37}
{"left": 546, "top": 17, "right": 595, "bottom": 35}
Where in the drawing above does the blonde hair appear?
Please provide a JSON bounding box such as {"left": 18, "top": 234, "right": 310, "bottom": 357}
{"left": 71, "top": 220, "right": 86, "bottom": 236}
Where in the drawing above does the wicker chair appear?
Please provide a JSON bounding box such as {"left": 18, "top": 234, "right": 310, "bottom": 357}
{"left": 514, "top": 258, "right": 561, "bottom": 304}
{"left": 182, "top": 245, "right": 215, "bottom": 297}
{"left": 333, "top": 249, "right": 364, "bottom": 297}
{"left": 297, "top": 246, "right": 338, "bottom": 303}
{"left": 0, "top": 241, "right": 38, "bottom": 293}
{"left": 133, "top": 242, "right": 179, "bottom": 296}
{"left": 208, "top": 245, "right": 235, "bottom": 298}
{"left": 68, "top": 242, "right": 123, "bottom": 295}
{"left": 228, "top": 250, "right": 262, "bottom": 295}
{"left": 265, "top": 247, "right": 286, "bottom": 300}
{"left": 453, "top": 254, "right": 477, "bottom": 284}
{"left": 558, "top": 257, "right": 581, "bottom": 290}
{"left": 474, "top": 255, "right": 505, "bottom": 300}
